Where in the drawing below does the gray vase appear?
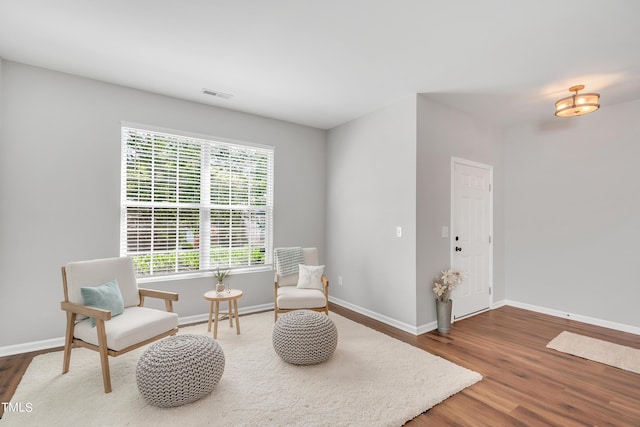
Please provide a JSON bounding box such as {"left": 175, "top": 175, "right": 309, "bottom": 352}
{"left": 436, "top": 299, "right": 452, "bottom": 333}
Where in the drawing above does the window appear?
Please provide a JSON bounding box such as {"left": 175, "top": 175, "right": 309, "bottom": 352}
{"left": 120, "top": 125, "right": 274, "bottom": 277}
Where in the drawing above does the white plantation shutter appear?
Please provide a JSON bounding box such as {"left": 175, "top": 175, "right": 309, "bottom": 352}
{"left": 121, "top": 126, "right": 273, "bottom": 277}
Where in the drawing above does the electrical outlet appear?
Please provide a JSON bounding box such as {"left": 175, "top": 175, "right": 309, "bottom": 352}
{"left": 338, "top": 276, "right": 343, "bottom": 286}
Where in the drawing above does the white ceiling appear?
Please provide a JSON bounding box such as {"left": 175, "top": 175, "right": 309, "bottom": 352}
{"left": 1, "top": 0, "right": 639, "bottom": 130}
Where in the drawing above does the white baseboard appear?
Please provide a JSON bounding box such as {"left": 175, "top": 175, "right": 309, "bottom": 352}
{"left": 503, "top": 299, "right": 640, "bottom": 335}
{"left": 4, "top": 299, "right": 637, "bottom": 357}
{"left": 330, "top": 297, "right": 640, "bottom": 337}
{"left": 329, "top": 296, "right": 436, "bottom": 336}
{"left": 177, "top": 302, "right": 274, "bottom": 326}
{"left": 0, "top": 302, "right": 276, "bottom": 357}
{"left": 0, "top": 337, "right": 66, "bottom": 358}
{"left": 491, "top": 298, "right": 508, "bottom": 309}
{"left": 416, "top": 321, "right": 438, "bottom": 335}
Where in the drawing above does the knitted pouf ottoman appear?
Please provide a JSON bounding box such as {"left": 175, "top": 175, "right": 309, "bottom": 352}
{"left": 136, "top": 334, "right": 225, "bottom": 407}
{"left": 272, "top": 310, "right": 338, "bottom": 365}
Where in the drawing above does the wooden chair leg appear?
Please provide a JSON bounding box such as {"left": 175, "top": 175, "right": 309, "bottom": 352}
{"left": 213, "top": 300, "right": 220, "bottom": 339}
{"left": 62, "top": 311, "right": 76, "bottom": 374}
{"left": 95, "top": 319, "right": 112, "bottom": 393}
{"left": 207, "top": 301, "right": 214, "bottom": 332}
{"left": 274, "top": 282, "right": 279, "bottom": 321}
{"left": 234, "top": 299, "right": 241, "bottom": 335}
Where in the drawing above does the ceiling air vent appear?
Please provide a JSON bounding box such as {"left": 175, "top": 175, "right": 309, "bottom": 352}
{"left": 202, "top": 88, "right": 233, "bottom": 99}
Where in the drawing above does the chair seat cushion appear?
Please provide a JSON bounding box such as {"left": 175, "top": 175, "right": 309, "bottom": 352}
{"left": 74, "top": 307, "right": 179, "bottom": 351}
{"left": 277, "top": 286, "right": 326, "bottom": 309}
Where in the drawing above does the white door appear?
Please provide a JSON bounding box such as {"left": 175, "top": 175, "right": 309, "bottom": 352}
{"left": 450, "top": 158, "right": 493, "bottom": 320}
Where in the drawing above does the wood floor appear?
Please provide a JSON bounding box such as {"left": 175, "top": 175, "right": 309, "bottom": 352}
{"left": 2, "top": 305, "right": 639, "bottom": 425}
{"left": 331, "top": 305, "right": 640, "bottom": 426}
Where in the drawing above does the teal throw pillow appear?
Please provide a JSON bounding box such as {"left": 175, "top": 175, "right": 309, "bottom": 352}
{"left": 81, "top": 279, "right": 125, "bottom": 327}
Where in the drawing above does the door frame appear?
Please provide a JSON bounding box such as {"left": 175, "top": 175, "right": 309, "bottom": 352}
{"left": 450, "top": 157, "right": 494, "bottom": 320}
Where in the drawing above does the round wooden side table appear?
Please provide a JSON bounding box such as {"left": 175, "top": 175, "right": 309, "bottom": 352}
{"left": 203, "top": 289, "right": 243, "bottom": 339}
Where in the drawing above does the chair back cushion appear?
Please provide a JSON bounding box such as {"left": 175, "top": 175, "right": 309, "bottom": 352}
{"left": 65, "top": 257, "right": 140, "bottom": 308}
{"left": 277, "top": 247, "right": 319, "bottom": 286}
{"left": 302, "top": 247, "right": 319, "bottom": 266}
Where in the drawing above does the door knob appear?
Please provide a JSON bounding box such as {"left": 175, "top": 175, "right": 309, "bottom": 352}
{"left": 455, "top": 247, "right": 462, "bottom": 252}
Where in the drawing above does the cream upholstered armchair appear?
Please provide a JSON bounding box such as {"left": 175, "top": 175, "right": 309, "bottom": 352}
{"left": 60, "top": 256, "right": 179, "bottom": 393}
{"left": 274, "top": 247, "right": 329, "bottom": 320}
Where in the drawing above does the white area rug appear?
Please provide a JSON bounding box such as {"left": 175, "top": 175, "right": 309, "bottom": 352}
{"left": 4, "top": 311, "right": 481, "bottom": 426}
{"left": 547, "top": 331, "right": 640, "bottom": 374}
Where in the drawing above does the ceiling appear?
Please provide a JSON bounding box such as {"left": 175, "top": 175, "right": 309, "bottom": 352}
{"left": 1, "top": 0, "right": 639, "bottom": 130}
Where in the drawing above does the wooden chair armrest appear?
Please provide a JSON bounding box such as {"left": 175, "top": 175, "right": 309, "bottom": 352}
{"left": 138, "top": 288, "right": 178, "bottom": 312}
{"left": 60, "top": 301, "right": 111, "bottom": 321}
{"left": 139, "top": 288, "right": 179, "bottom": 301}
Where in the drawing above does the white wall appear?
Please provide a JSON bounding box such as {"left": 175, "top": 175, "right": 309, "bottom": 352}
{"left": 504, "top": 99, "right": 640, "bottom": 327}
{"left": 416, "top": 95, "right": 504, "bottom": 326}
{"left": 0, "top": 61, "right": 326, "bottom": 347}
{"left": 0, "top": 58, "right": 3, "bottom": 132}
{"left": 3, "top": 56, "right": 636, "bottom": 350}
{"left": 0, "top": 58, "right": 3, "bottom": 161}
{"left": 326, "top": 96, "right": 418, "bottom": 326}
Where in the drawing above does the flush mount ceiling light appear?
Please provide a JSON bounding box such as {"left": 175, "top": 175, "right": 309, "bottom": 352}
{"left": 555, "top": 84, "right": 600, "bottom": 117}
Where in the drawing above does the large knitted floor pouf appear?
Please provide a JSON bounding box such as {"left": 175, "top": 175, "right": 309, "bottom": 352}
{"left": 273, "top": 310, "right": 338, "bottom": 365}
{"left": 136, "top": 334, "right": 225, "bottom": 407}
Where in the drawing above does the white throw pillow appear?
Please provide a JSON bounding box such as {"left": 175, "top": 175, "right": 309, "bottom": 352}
{"left": 296, "top": 264, "right": 325, "bottom": 290}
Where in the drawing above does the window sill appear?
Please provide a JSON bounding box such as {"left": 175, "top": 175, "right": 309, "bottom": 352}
{"left": 136, "top": 265, "right": 274, "bottom": 284}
